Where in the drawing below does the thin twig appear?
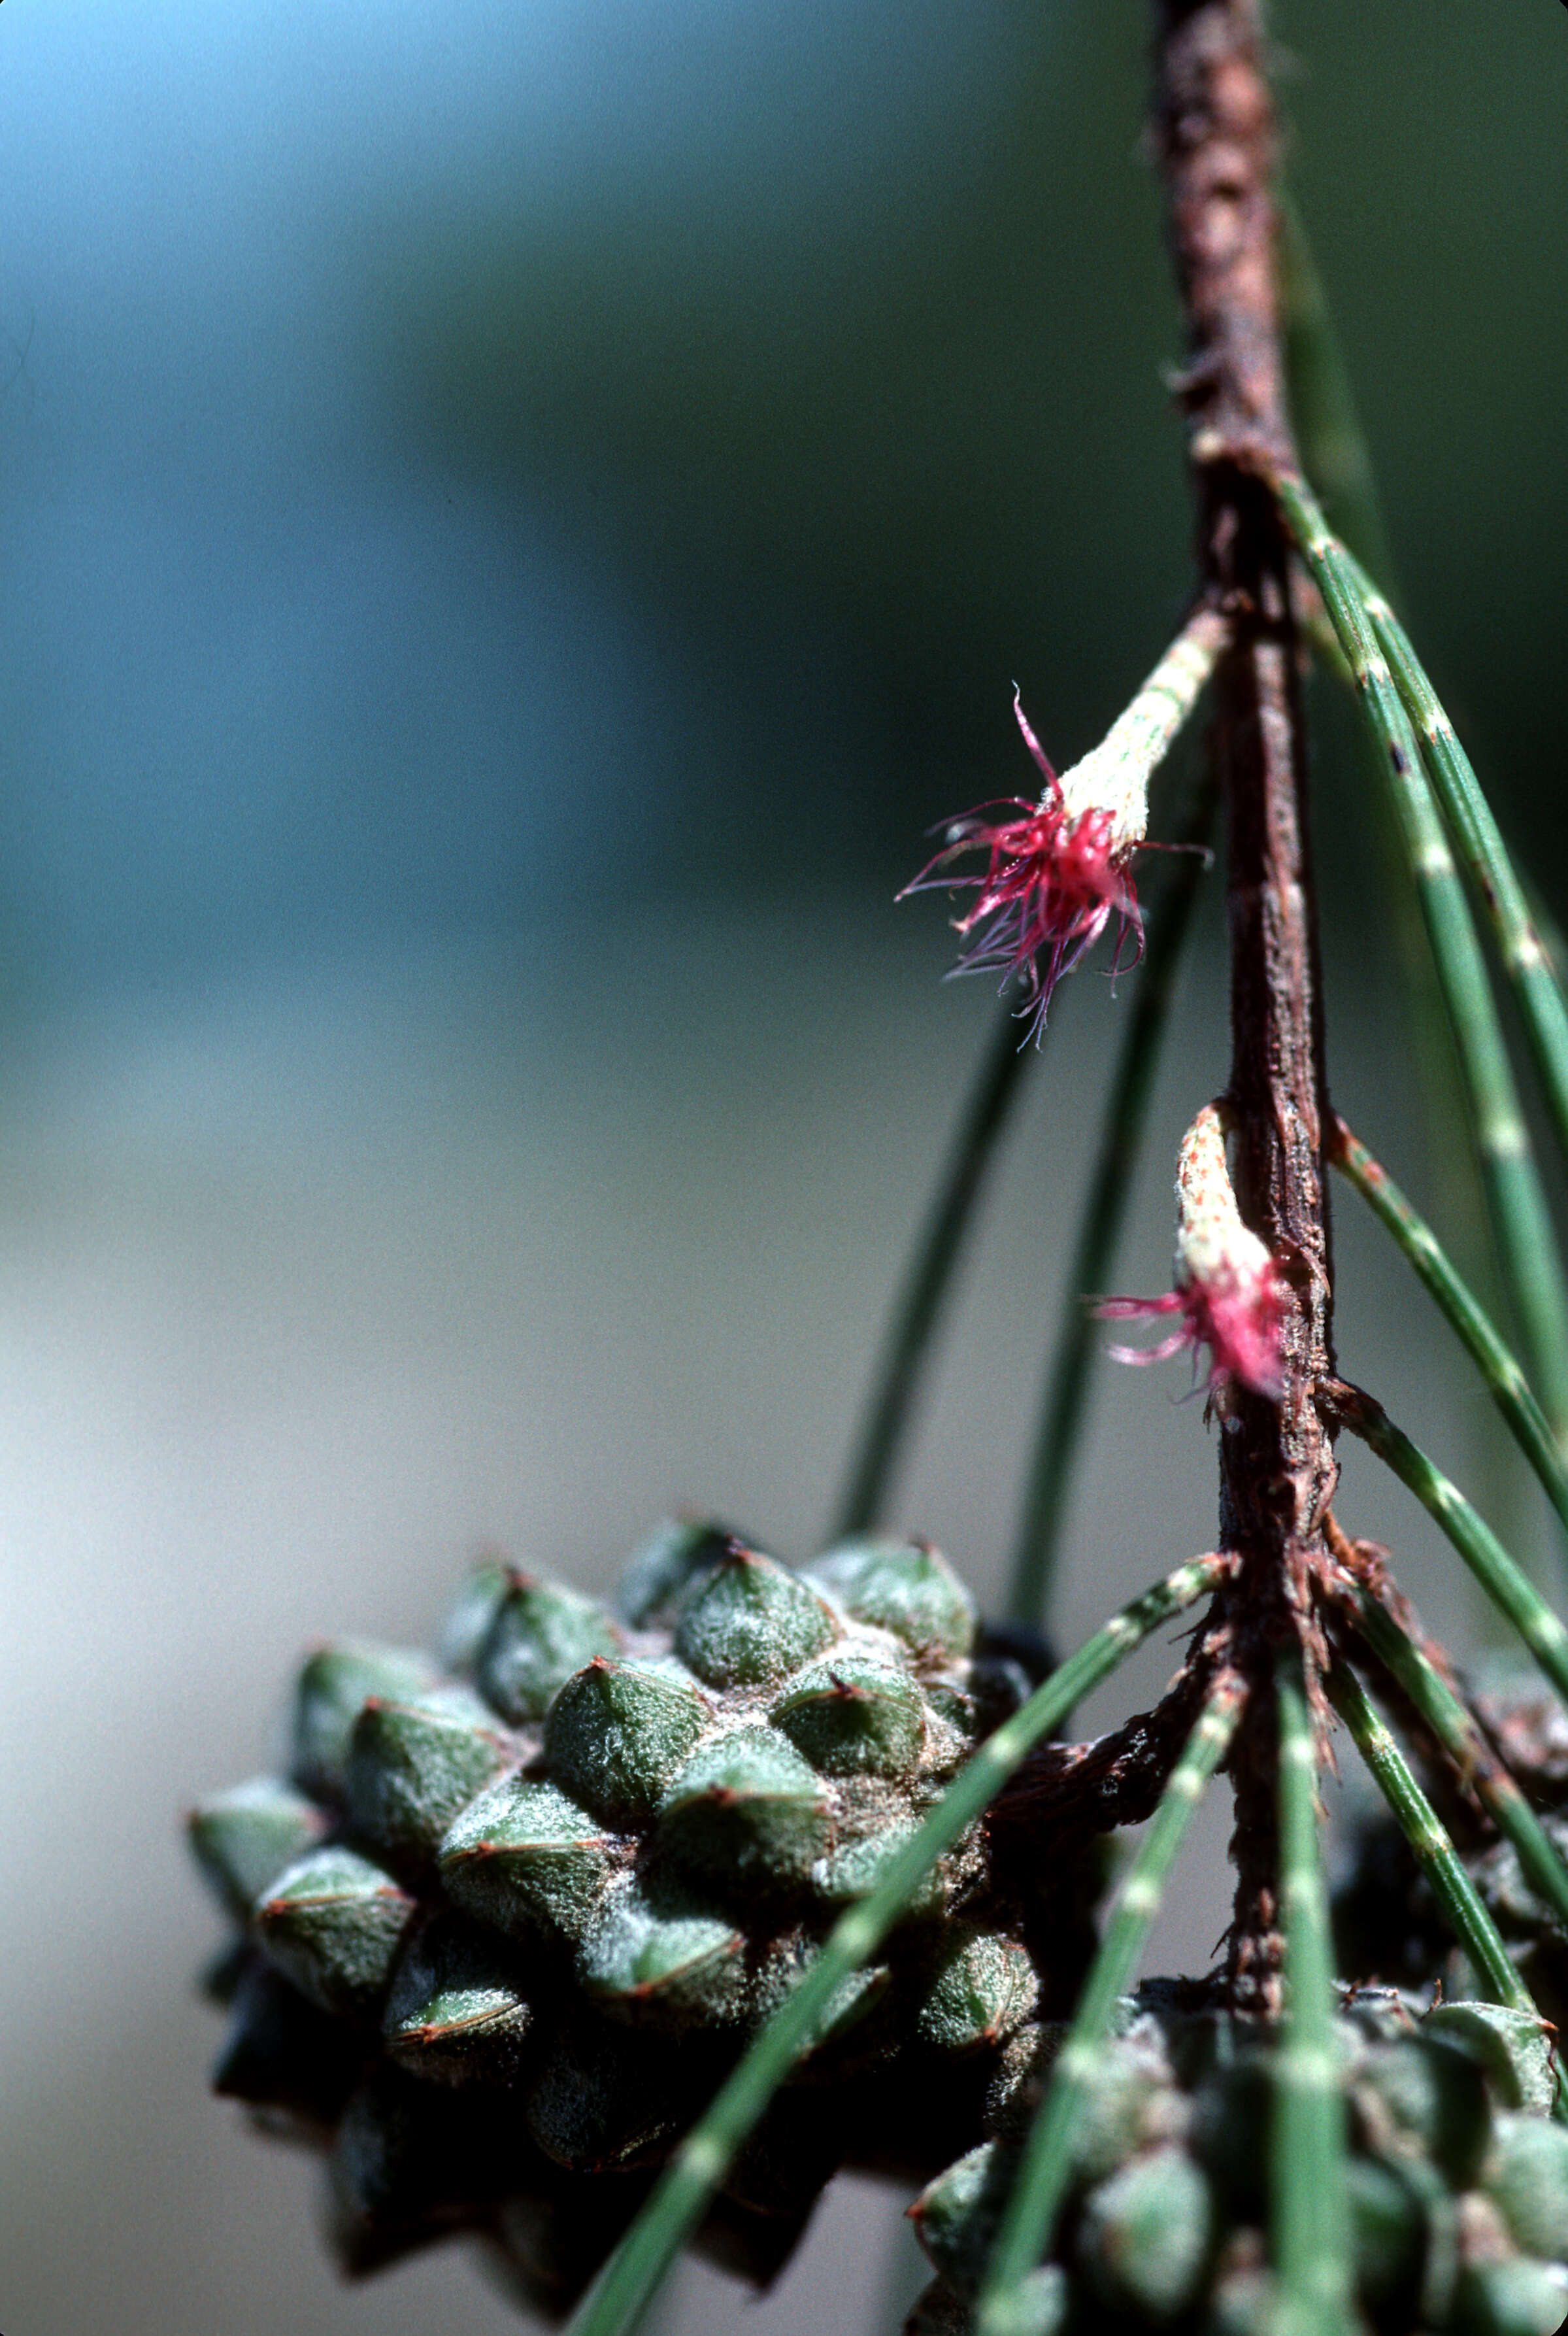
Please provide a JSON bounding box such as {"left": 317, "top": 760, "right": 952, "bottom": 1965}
{"left": 833, "top": 1002, "right": 1036, "bottom": 1539}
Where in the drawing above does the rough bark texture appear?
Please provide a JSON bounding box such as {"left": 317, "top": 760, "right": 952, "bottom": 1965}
{"left": 1154, "top": 0, "right": 1339, "bottom": 2013}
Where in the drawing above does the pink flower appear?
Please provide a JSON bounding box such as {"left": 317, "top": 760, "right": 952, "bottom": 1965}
{"left": 1097, "top": 1104, "right": 1286, "bottom": 1400}
{"left": 899, "top": 693, "right": 1144, "bottom": 1039}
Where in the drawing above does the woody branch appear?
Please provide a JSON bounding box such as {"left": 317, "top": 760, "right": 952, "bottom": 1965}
{"left": 1153, "top": 0, "right": 1339, "bottom": 2014}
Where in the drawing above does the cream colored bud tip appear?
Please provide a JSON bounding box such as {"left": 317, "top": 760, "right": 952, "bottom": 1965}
{"left": 1095, "top": 1103, "right": 1286, "bottom": 1398}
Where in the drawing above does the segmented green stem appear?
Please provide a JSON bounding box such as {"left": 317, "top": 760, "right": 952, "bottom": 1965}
{"left": 1343, "top": 547, "right": 1568, "bottom": 1178}
{"left": 564, "top": 1553, "right": 1226, "bottom": 2336}
{"left": 1329, "top": 1381, "right": 1568, "bottom": 1708}
{"left": 1327, "top": 1662, "right": 1532, "bottom": 2014}
{"left": 1338, "top": 1580, "right": 1568, "bottom": 1937}
{"left": 1274, "top": 1659, "right": 1351, "bottom": 2336}
{"left": 833, "top": 1002, "right": 1035, "bottom": 1538}
{"left": 1278, "top": 197, "right": 1497, "bottom": 1344}
{"left": 1273, "top": 470, "right": 1568, "bottom": 1439}
{"left": 974, "top": 1670, "right": 1242, "bottom": 2336}
{"left": 1329, "top": 1117, "right": 1568, "bottom": 1547}
{"left": 1005, "top": 775, "right": 1216, "bottom": 1626}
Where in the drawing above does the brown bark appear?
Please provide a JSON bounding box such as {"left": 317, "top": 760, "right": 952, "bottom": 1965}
{"left": 1153, "top": 0, "right": 1339, "bottom": 2012}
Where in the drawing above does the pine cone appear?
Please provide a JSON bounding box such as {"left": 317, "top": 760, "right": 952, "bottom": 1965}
{"left": 907, "top": 1989, "right": 1568, "bottom": 2335}
{"left": 189, "top": 1524, "right": 1061, "bottom": 2314}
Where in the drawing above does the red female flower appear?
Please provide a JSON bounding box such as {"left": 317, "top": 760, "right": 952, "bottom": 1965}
{"left": 901, "top": 610, "right": 1227, "bottom": 1039}
{"left": 900, "top": 692, "right": 1145, "bottom": 1041}
{"left": 1097, "top": 1103, "right": 1286, "bottom": 1400}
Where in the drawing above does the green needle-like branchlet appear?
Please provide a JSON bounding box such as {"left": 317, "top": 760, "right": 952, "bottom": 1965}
{"left": 1275, "top": 1659, "right": 1352, "bottom": 2336}
{"left": 834, "top": 1002, "right": 1036, "bottom": 1539}
{"left": 1327, "top": 1661, "right": 1533, "bottom": 2016}
{"left": 1327, "top": 1380, "right": 1568, "bottom": 1710}
{"left": 1273, "top": 470, "right": 1568, "bottom": 1442}
{"left": 1329, "top": 1117, "right": 1568, "bottom": 1549}
{"left": 974, "top": 1670, "right": 1242, "bottom": 2336}
{"left": 1339, "top": 1581, "right": 1568, "bottom": 1937}
{"left": 564, "top": 1552, "right": 1227, "bottom": 2336}
{"left": 1341, "top": 547, "right": 1568, "bottom": 1179}
{"left": 1005, "top": 777, "right": 1216, "bottom": 1627}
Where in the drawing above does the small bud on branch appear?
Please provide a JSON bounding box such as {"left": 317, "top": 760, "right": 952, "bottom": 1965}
{"left": 1097, "top": 1100, "right": 1286, "bottom": 1400}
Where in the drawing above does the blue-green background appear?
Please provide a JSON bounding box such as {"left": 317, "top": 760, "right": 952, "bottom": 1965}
{"left": 1, "top": 6, "right": 1563, "bottom": 2332}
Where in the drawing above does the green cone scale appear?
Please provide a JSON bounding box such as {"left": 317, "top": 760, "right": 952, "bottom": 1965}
{"left": 908, "top": 1991, "right": 1568, "bottom": 2336}
{"left": 190, "top": 1523, "right": 1056, "bottom": 2316}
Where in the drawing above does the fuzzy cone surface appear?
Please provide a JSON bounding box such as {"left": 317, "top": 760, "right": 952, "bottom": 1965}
{"left": 189, "top": 1525, "right": 1075, "bottom": 2316}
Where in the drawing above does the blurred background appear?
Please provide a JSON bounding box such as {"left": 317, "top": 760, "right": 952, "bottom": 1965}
{"left": 1, "top": 2, "right": 1565, "bottom": 2330}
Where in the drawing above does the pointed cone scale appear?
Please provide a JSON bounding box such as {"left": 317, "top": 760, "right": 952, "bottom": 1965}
{"left": 719, "top": 2088, "right": 842, "bottom": 2218}
{"left": 525, "top": 2016, "right": 717, "bottom": 2173}
{"left": 654, "top": 1726, "right": 831, "bottom": 1898}
{"left": 543, "top": 1657, "right": 712, "bottom": 1821}
{"left": 771, "top": 1654, "right": 926, "bottom": 1779}
{"left": 254, "top": 1846, "right": 416, "bottom": 2018}
{"left": 1070, "top": 2038, "right": 1179, "bottom": 2187}
{"left": 288, "top": 1641, "right": 435, "bottom": 1803}
{"left": 909, "top": 2140, "right": 1013, "bottom": 2299}
{"left": 437, "top": 1557, "right": 510, "bottom": 1676}
{"left": 213, "top": 1956, "right": 369, "bottom": 2131}
{"left": 188, "top": 1776, "right": 328, "bottom": 1920}
{"left": 343, "top": 1685, "right": 513, "bottom": 1867}
{"left": 1425, "top": 2001, "right": 1558, "bottom": 2117}
{"left": 1352, "top": 2035, "right": 1493, "bottom": 2190}
{"left": 811, "top": 1823, "right": 950, "bottom": 1923}
{"left": 1485, "top": 2112, "right": 1568, "bottom": 2259}
{"left": 805, "top": 1537, "right": 977, "bottom": 1662}
{"left": 673, "top": 1549, "right": 837, "bottom": 1690}
{"left": 1346, "top": 2154, "right": 1427, "bottom": 2314}
{"left": 328, "top": 2066, "right": 528, "bottom": 2275}
{"left": 1080, "top": 2145, "right": 1213, "bottom": 2320}
{"left": 1449, "top": 2260, "right": 1568, "bottom": 2336}
{"left": 439, "top": 1774, "right": 619, "bottom": 1944}
{"left": 778, "top": 1950, "right": 895, "bottom": 2080}
{"left": 492, "top": 2176, "right": 651, "bottom": 2324}
{"left": 1190, "top": 2050, "right": 1276, "bottom": 2213}
{"left": 616, "top": 1518, "right": 741, "bottom": 1631}
{"left": 475, "top": 1571, "right": 622, "bottom": 1725}
{"left": 576, "top": 1882, "right": 746, "bottom": 2030}
{"left": 914, "top": 1925, "right": 1040, "bottom": 2056}
{"left": 382, "top": 1913, "right": 534, "bottom": 2086}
